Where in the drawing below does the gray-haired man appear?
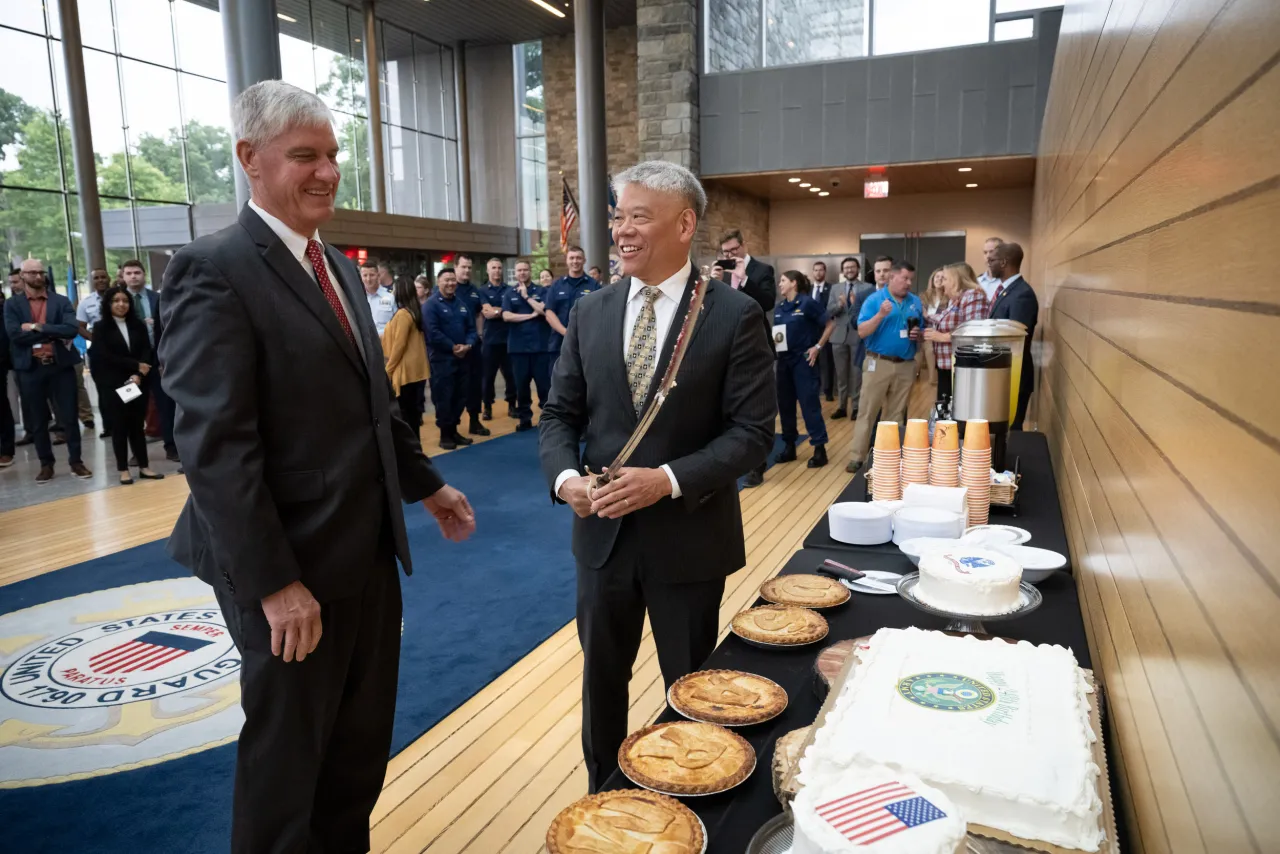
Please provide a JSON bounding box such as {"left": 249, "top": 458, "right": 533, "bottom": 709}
{"left": 159, "top": 80, "right": 476, "bottom": 853}
{"left": 539, "top": 161, "right": 777, "bottom": 792}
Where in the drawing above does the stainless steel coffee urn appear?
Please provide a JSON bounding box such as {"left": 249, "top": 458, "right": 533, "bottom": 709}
{"left": 952, "top": 342, "right": 1013, "bottom": 471}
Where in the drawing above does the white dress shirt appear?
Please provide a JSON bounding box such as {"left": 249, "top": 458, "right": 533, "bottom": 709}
{"left": 555, "top": 259, "right": 692, "bottom": 502}
{"left": 977, "top": 270, "right": 1001, "bottom": 302}
{"left": 248, "top": 198, "right": 366, "bottom": 361}
{"left": 114, "top": 316, "right": 130, "bottom": 348}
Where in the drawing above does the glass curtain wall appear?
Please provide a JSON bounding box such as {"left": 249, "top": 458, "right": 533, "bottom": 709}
{"left": 513, "top": 41, "right": 547, "bottom": 252}
{"left": 1, "top": 0, "right": 234, "bottom": 293}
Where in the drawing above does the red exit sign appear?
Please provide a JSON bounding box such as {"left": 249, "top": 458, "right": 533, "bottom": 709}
{"left": 864, "top": 180, "right": 889, "bottom": 199}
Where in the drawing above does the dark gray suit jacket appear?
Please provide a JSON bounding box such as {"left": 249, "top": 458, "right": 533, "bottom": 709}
{"left": 988, "top": 274, "right": 1039, "bottom": 389}
{"left": 538, "top": 268, "right": 777, "bottom": 581}
{"left": 159, "top": 205, "right": 444, "bottom": 607}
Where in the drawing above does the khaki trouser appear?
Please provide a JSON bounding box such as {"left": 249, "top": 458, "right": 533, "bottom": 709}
{"left": 76, "top": 367, "right": 93, "bottom": 423}
{"left": 849, "top": 356, "right": 917, "bottom": 464}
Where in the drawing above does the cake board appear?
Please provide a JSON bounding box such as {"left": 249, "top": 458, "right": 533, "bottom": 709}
{"left": 783, "top": 635, "right": 1119, "bottom": 854}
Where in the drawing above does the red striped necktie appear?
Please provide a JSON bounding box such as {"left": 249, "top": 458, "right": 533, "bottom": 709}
{"left": 304, "top": 239, "right": 357, "bottom": 348}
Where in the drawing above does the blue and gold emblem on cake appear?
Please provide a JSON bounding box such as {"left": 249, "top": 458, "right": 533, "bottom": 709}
{"left": 897, "top": 673, "right": 995, "bottom": 711}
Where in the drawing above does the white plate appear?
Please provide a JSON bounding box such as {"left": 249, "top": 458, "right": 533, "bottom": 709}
{"left": 837, "top": 570, "right": 903, "bottom": 595}
{"left": 963, "top": 524, "right": 1031, "bottom": 545}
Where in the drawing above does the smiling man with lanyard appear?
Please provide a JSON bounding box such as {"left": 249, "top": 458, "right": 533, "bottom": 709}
{"left": 845, "top": 259, "right": 923, "bottom": 473}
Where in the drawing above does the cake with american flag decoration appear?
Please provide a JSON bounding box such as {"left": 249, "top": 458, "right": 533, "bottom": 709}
{"left": 791, "top": 765, "right": 966, "bottom": 853}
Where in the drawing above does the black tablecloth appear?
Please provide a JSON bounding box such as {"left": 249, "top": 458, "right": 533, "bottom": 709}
{"left": 600, "top": 546, "right": 1091, "bottom": 854}
{"left": 804, "top": 431, "right": 1071, "bottom": 567}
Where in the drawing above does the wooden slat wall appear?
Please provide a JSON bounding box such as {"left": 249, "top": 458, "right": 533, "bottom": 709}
{"left": 1030, "top": 1, "right": 1280, "bottom": 851}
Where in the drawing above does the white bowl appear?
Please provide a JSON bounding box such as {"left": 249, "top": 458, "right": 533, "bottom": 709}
{"left": 892, "top": 507, "right": 967, "bottom": 544}
{"left": 993, "top": 544, "right": 1067, "bottom": 583}
{"left": 898, "top": 536, "right": 964, "bottom": 566}
{"left": 829, "top": 502, "right": 894, "bottom": 545}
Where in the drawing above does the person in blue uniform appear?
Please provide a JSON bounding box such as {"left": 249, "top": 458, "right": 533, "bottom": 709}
{"left": 479, "top": 257, "right": 516, "bottom": 421}
{"left": 452, "top": 253, "right": 490, "bottom": 437}
{"left": 544, "top": 245, "right": 601, "bottom": 374}
{"left": 773, "top": 270, "right": 829, "bottom": 468}
{"left": 501, "top": 259, "right": 551, "bottom": 432}
{"left": 423, "top": 268, "right": 478, "bottom": 450}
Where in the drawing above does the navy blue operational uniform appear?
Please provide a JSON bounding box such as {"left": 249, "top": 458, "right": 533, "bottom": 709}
{"left": 480, "top": 281, "right": 515, "bottom": 417}
{"left": 543, "top": 274, "right": 600, "bottom": 372}
{"left": 454, "top": 279, "right": 488, "bottom": 433}
{"left": 502, "top": 284, "right": 551, "bottom": 428}
{"left": 424, "top": 290, "right": 478, "bottom": 441}
{"left": 774, "top": 292, "right": 829, "bottom": 462}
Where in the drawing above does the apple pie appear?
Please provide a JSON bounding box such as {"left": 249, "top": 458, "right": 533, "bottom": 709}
{"left": 758, "top": 573, "right": 850, "bottom": 608}
{"left": 546, "top": 789, "right": 704, "bottom": 854}
{"left": 618, "top": 721, "right": 755, "bottom": 796}
{"left": 668, "top": 670, "right": 787, "bottom": 726}
{"left": 731, "top": 604, "right": 829, "bottom": 646}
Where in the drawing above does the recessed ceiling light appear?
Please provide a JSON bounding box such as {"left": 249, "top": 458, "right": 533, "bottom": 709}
{"left": 277, "top": 12, "right": 297, "bottom": 22}
{"left": 799, "top": 182, "right": 811, "bottom": 188}
{"left": 354, "top": 38, "right": 361, "bottom": 43}
{"left": 788, "top": 177, "right": 801, "bottom": 183}
{"left": 958, "top": 167, "right": 972, "bottom": 172}
{"left": 809, "top": 187, "right": 820, "bottom": 192}
{"left": 818, "top": 191, "right": 830, "bottom": 197}
{"left": 966, "top": 183, "right": 978, "bottom": 188}
{"left": 527, "top": 0, "right": 566, "bottom": 16}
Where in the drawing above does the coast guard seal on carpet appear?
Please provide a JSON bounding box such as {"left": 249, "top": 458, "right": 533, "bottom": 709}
{"left": 0, "top": 577, "right": 243, "bottom": 788}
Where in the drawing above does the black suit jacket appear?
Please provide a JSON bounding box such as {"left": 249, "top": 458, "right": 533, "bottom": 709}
{"left": 159, "top": 205, "right": 445, "bottom": 607}
{"left": 741, "top": 257, "right": 777, "bottom": 328}
{"left": 538, "top": 269, "right": 777, "bottom": 581}
{"left": 90, "top": 315, "right": 154, "bottom": 390}
{"left": 989, "top": 275, "right": 1039, "bottom": 386}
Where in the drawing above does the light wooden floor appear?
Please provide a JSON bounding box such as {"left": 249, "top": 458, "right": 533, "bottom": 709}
{"left": 0, "top": 381, "right": 933, "bottom": 853}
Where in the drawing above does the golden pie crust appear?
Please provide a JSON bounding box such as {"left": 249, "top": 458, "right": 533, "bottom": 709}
{"left": 618, "top": 721, "right": 756, "bottom": 796}
{"left": 668, "top": 670, "right": 788, "bottom": 726}
{"left": 546, "top": 789, "right": 705, "bottom": 854}
{"left": 731, "top": 604, "right": 829, "bottom": 645}
{"left": 759, "top": 574, "right": 850, "bottom": 608}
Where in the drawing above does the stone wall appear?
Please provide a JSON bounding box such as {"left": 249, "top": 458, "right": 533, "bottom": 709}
{"left": 706, "top": 0, "right": 758, "bottom": 73}
{"left": 697, "top": 183, "right": 769, "bottom": 267}
{"left": 637, "top": 0, "right": 698, "bottom": 169}
{"left": 543, "top": 26, "right": 638, "bottom": 274}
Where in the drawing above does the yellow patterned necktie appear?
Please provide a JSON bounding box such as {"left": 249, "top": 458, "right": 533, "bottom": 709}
{"left": 626, "top": 286, "right": 662, "bottom": 414}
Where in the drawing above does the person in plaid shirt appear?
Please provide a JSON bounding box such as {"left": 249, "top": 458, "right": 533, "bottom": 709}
{"left": 923, "top": 262, "right": 990, "bottom": 404}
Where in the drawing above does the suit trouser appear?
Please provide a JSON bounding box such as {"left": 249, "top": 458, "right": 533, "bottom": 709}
{"left": 777, "top": 355, "right": 829, "bottom": 446}
{"left": 102, "top": 391, "right": 148, "bottom": 471}
{"left": 817, "top": 341, "right": 834, "bottom": 396}
{"left": 509, "top": 351, "right": 549, "bottom": 423}
{"left": 849, "top": 357, "right": 916, "bottom": 464}
{"left": 831, "top": 342, "right": 853, "bottom": 409}
{"left": 16, "top": 364, "right": 81, "bottom": 467}
{"left": 88, "top": 357, "right": 116, "bottom": 437}
{"left": 214, "top": 550, "right": 401, "bottom": 854}
{"left": 429, "top": 359, "right": 467, "bottom": 430}
{"left": 396, "top": 380, "right": 426, "bottom": 434}
{"left": 151, "top": 373, "right": 177, "bottom": 453}
{"left": 1013, "top": 358, "right": 1034, "bottom": 430}
{"left": 0, "top": 370, "right": 14, "bottom": 456}
{"left": 481, "top": 341, "right": 515, "bottom": 407}
{"left": 463, "top": 345, "right": 483, "bottom": 418}
{"left": 849, "top": 339, "right": 866, "bottom": 413}
{"left": 577, "top": 520, "right": 725, "bottom": 793}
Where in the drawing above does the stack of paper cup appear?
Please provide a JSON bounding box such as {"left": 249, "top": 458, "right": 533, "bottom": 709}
{"left": 930, "top": 420, "right": 960, "bottom": 487}
{"left": 961, "top": 420, "right": 992, "bottom": 526}
{"left": 871, "top": 421, "right": 902, "bottom": 501}
{"left": 901, "top": 419, "right": 931, "bottom": 487}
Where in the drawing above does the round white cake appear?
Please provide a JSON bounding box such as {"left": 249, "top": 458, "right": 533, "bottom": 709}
{"left": 792, "top": 764, "right": 966, "bottom": 854}
{"left": 915, "top": 547, "right": 1023, "bottom": 615}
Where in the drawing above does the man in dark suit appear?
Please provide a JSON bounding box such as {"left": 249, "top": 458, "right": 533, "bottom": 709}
{"left": 159, "top": 80, "right": 475, "bottom": 854}
{"left": 3, "top": 259, "right": 92, "bottom": 483}
{"left": 540, "top": 161, "right": 777, "bottom": 793}
{"left": 987, "top": 242, "right": 1039, "bottom": 429}
{"left": 717, "top": 228, "right": 775, "bottom": 488}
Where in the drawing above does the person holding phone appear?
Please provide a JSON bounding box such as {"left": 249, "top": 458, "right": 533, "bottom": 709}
{"left": 92, "top": 286, "right": 163, "bottom": 484}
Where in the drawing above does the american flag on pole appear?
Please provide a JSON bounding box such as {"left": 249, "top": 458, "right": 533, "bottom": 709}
{"left": 89, "top": 631, "right": 214, "bottom": 674}
{"left": 816, "top": 781, "right": 949, "bottom": 845}
{"left": 560, "top": 176, "right": 579, "bottom": 251}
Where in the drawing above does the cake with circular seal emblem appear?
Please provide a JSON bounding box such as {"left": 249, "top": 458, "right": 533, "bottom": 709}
{"left": 915, "top": 546, "right": 1022, "bottom": 615}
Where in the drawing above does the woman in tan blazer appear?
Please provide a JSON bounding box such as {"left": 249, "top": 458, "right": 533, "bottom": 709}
{"left": 381, "top": 276, "right": 431, "bottom": 433}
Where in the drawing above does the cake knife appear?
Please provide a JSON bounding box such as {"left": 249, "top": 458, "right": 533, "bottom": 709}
{"left": 816, "top": 559, "right": 898, "bottom": 594}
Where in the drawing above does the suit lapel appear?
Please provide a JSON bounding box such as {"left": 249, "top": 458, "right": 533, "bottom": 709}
{"left": 642, "top": 268, "right": 713, "bottom": 409}
{"left": 239, "top": 206, "right": 365, "bottom": 376}
{"left": 324, "top": 244, "right": 374, "bottom": 379}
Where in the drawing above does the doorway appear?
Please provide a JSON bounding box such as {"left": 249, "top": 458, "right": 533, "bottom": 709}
{"left": 858, "top": 232, "right": 967, "bottom": 291}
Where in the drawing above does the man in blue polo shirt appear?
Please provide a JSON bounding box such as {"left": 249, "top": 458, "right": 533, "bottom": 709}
{"left": 543, "top": 245, "right": 600, "bottom": 373}
{"left": 501, "top": 260, "right": 551, "bottom": 432}
{"left": 479, "top": 257, "right": 516, "bottom": 421}
{"left": 846, "top": 259, "right": 923, "bottom": 473}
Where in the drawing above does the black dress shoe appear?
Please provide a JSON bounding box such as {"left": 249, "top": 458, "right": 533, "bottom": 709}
{"left": 468, "top": 418, "right": 491, "bottom": 437}
{"left": 515, "top": 420, "right": 535, "bottom": 432}
{"left": 507, "top": 402, "right": 517, "bottom": 419}
{"left": 166, "top": 450, "right": 181, "bottom": 463}
{"left": 808, "top": 445, "right": 828, "bottom": 468}
{"left": 452, "top": 431, "right": 474, "bottom": 446}
{"left": 825, "top": 394, "right": 834, "bottom": 402}
{"left": 777, "top": 443, "right": 797, "bottom": 463}
{"left": 831, "top": 408, "right": 847, "bottom": 419}
{"left": 16, "top": 434, "right": 33, "bottom": 446}
{"left": 83, "top": 419, "right": 95, "bottom": 429}
{"left": 439, "top": 434, "right": 457, "bottom": 450}
{"left": 482, "top": 404, "right": 493, "bottom": 421}
{"left": 743, "top": 470, "right": 764, "bottom": 488}
{"left": 99, "top": 430, "right": 111, "bottom": 439}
